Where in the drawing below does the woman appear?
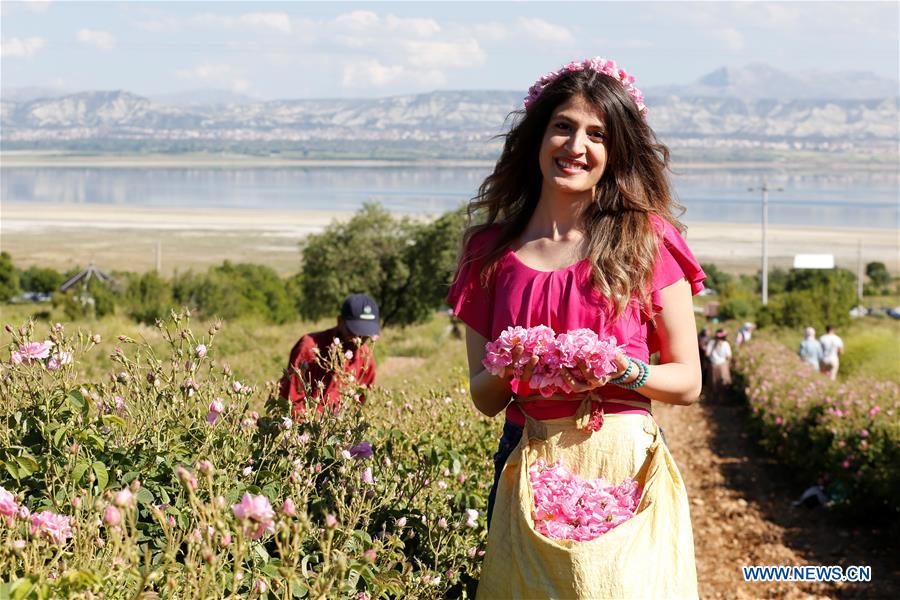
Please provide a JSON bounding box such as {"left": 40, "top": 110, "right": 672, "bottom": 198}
{"left": 798, "top": 326, "right": 823, "bottom": 369}
{"left": 447, "top": 58, "right": 703, "bottom": 598}
{"left": 705, "top": 328, "right": 733, "bottom": 402}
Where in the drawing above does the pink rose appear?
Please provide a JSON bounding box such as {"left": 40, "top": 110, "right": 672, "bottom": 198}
{"left": 231, "top": 493, "right": 275, "bottom": 540}
{"left": 30, "top": 511, "right": 73, "bottom": 544}
{"left": 0, "top": 486, "right": 18, "bottom": 517}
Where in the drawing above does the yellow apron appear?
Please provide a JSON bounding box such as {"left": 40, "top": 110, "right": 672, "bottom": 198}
{"left": 477, "top": 395, "right": 699, "bottom": 599}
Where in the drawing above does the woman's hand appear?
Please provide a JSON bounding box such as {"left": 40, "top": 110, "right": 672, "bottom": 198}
{"left": 558, "top": 352, "right": 631, "bottom": 394}
{"left": 499, "top": 344, "right": 539, "bottom": 385}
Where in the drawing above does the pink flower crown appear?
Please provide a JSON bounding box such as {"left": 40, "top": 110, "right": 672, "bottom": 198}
{"left": 523, "top": 57, "right": 648, "bottom": 118}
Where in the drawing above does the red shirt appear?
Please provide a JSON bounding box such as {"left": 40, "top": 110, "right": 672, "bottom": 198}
{"left": 279, "top": 326, "right": 376, "bottom": 414}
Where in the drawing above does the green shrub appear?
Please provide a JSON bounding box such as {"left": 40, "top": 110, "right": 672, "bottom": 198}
{"left": 56, "top": 278, "right": 117, "bottom": 321}
{"left": 718, "top": 297, "right": 757, "bottom": 321}
{"left": 177, "top": 262, "right": 295, "bottom": 324}
{"left": 19, "top": 266, "right": 63, "bottom": 294}
{"left": 124, "top": 271, "right": 174, "bottom": 325}
{"left": 0, "top": 252, "right": 21, "bottom": 301}
{"left": 699, "top": 262, "right": 733, "bottom": 292}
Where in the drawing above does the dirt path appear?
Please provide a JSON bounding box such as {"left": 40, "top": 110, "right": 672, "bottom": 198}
{"left": 654, "top": 395, "right": 899, "bottom": 599}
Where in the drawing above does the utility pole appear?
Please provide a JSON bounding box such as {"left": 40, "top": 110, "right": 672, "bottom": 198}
{"left": 748, "top": 181, "right": 783, "bottom": 306}
{"left": 856, "top": 239, "right": 863, "bottom": 303}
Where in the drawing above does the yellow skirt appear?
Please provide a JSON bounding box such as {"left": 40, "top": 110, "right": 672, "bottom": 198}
{"left": 477, "top": 410, "right": 699, "bottom": 599}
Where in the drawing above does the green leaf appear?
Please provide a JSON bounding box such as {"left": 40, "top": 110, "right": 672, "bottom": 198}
{"left": 101, "top": 414, "right": 127, "bottom": 428}
{"left": 253, "top": 544, "right": 271, "bottom": 562}
{"left": 92, "top": 461, "right": 109, "bottom": 491}
{"left": 86, "top": 433, "right": 106, "bottom": 452}
{"left": 301, "top": 556, "right": 311, "bottom": 578}
{"left": 135, "top": 487, "right": 154, "bottom": 506}
{"left": 52, "top": 425, "right": 68, "bottom": 448}
{"left": 3, "top": 460, "right": 21, "bottom": 482}
{"left": 10, "top": 578, "right": 35, "bottom": 600}
{"left": 71, "top": 461, "right": 90, "bottom": 485}
{"left": 260, "top": 563, "right": 280, "bottom": 577}
{"left": 15, "top": 455, "right": 38, "bottom": 477}
{"left": 67, "top": 391, "right": 87, "bottom": 417}
{"left": 291, "top": 581, "right": 309, "bottom": 598}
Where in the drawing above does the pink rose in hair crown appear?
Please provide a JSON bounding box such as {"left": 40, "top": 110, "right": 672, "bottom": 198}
{"left": 484, "top": 326, "right": 622, "bottom": 396}
{"left": 530, "top": 459, "right": 642, "bottom": 541}
{"left": 523, "top": 56, "right": 648, "bottom": 117}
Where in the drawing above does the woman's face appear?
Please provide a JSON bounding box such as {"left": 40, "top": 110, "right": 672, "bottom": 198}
{"left": 538, "top": 94, "right": 608, "bottom": 199}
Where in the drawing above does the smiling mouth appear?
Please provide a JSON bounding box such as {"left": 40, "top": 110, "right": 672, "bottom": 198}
{"left": 555, "top": 157, "right": 589, "bottom": 172}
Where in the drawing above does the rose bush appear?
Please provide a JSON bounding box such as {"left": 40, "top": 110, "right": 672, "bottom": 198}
{"left": 0, "top": 312, "right": 495, "bottom": 598}
{"left": 731, "top": 339, "right": 899, "bottom": 524}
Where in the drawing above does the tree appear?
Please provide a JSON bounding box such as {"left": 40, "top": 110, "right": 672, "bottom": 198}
{"left": 0, "top": 252, "right": 20, "bottom": 301}
{"left": 699, "top": 262, "right": 732, "bottom": 292}
{"left": 866, "top": 262, "right": 891, "bottom": 288}
{"left": 298, "top": 204, "right": 465, "bottom": 327}
{"left": 759, "top": 267, "right": 857, "bottom": 329}
{"left": 395, "top": 207, "right": 467, "bottom": 325}
{"left": 174, "top": 263, "right": 295, "bottom": 323}
{"left": 125, "top": 271, "right": 174, "bottom": 325}
{"left": 19, "top": 266, "right": 63, "bottom": 294}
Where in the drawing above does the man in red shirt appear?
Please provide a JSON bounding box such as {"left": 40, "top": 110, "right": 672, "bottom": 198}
{"left": 280, "top": 293, "right": 379, "bottom": 414}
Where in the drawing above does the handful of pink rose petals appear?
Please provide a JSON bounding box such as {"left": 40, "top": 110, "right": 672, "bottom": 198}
{"left": 483, "top": 326, "right": 622, "bottom": 396}
{"left": 529, "top": 459, "right": 642, "bottom": 541}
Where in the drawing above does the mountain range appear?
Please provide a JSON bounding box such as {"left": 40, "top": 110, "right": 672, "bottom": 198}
{"left": 2, "top": 64, "right": 896, "bottom": 158}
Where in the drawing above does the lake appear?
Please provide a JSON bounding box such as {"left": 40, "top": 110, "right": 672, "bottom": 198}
{"left": 1, "top": 165, "right": 897, "bottom": 229}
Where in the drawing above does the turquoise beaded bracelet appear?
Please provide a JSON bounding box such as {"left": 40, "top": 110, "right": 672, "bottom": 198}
{"left": 607, "top": 359, "right": 635, "bottom": 385}
{"left": 622, "top": 358, "right": 650, "bottom": 389}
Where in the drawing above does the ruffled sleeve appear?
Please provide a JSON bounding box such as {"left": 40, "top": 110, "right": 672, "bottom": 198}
{"left": 445, "top": 227, "right": 500, "bottom": 340}
{"left": 649, "top": 214, "right": 706, "bottom": 313}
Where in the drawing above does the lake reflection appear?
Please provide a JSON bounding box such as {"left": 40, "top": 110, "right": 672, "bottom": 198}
{"left": 1, "top": 166, "right": 897, "bottom": 229}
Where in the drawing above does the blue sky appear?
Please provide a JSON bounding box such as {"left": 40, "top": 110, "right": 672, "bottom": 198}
{"left": 2, "top": 1, "right": 897, "bottom": 99}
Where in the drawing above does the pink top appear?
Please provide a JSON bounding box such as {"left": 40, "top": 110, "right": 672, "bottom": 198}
{"left": 446, "top": 213, "right": 706, "bottom": 427}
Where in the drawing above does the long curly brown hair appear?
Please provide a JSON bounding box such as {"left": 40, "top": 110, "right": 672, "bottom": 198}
{"left": 459, "top": 67, "right": 686, "bottom": 318}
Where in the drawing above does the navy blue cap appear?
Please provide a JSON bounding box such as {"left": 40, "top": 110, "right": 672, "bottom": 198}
{"left": 341, "top": 293, "right": 380, "bottom": 337}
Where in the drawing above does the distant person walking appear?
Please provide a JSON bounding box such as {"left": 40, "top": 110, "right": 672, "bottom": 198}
{"left": 735, "top": 322, "right": 754, "bottom": 347}
{"left": 698, "top": 327, "right": 711, "bottom": 385}
{"left": 279, "top": 293, "right": 379, "bottom": 415}
{"left": 818, "top": 324, "right": 844, "bottom": 380}
{"left": 705, "top": 329, "right": 732, "bottom": 402}
{"left": 798, "top": 327, "right": 823, "bottom": 370}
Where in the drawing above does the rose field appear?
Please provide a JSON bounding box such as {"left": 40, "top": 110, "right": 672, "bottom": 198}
{"left": 731, "top": 338, "right": 900, "bottom": 523}
{"left": 2, "top": 311, "right": 495, "bottom": 598}
{"left": 2, "top": 308, "right": 899, "bottom": 598}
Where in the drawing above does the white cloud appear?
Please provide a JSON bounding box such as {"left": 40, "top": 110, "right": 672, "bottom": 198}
{"left": 77, "top": 29, "right": 116, "bottom": 51}
{"left": 136, "top": 16, "right": 181, "bottom": 34}
{"left": 332, "top": 11, "right": 440, "bottom": 42}
{"left": 1, "top": 36, "right": 46, "bottom": 58}
{"left": 469, "top": 22, "right": 509, "bottom": 43}
{"left": 403, "top": 39, "right": 486, "bottom": 69}
{"left": 657, "top": 5, "right": 746, "bottom": 53}
{"left": 238, "top": 12, "right": 293, "bottom": 34}
{"left": 23, "top": 0, "right": 52, "bottom": 13}
{"left": 334, "top": 10, "right": 379, "bottom": 31}
{"left": 192, "top": 12, "right": 293, "bottom": 34}
{"left": 711, "top": 27, "right": 744, "bottom": 52}
{"left": 175, "top": 63, "right": 250, "bottom": 93}
{"left": 384, "top": 14, "right": 441, "bottom": 37}
{"left": 515, "top": 17, "right": 573, "bottom": 45}
{"left": 342, "top": 59, "right": 405, "bottom": 87}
